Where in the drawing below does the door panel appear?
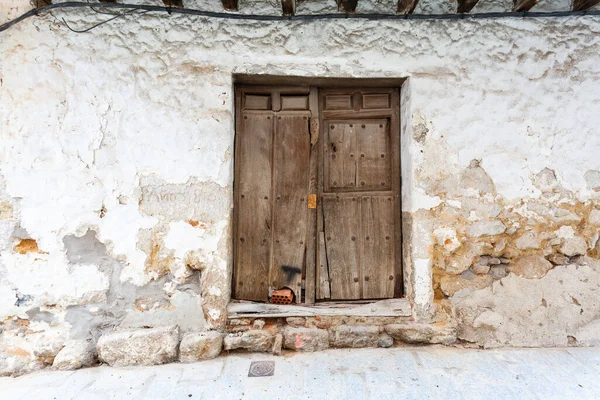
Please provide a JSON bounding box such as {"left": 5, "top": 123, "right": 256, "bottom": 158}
{"left": 322, "top": 118, "right": 394, "bottom": 300}
{"left": 357, "top": 120, "right": 391, "bottom": 191}
{"left": 325, "top": 122, "right": 357, "bottom": 191}
{"left": 271, "top": 114, "right": 311, "bottom": 295}
{"left": 318, "top": 88, "right": 400, "bottom": 301}
{"left": 234, "top": 112, "right": 273, "bottom": 301}
{"left": 361, "top": 195, "right": 395, "bottom": 299}
{"left": 322, "top": 196, "right": 361, "bottom": 300}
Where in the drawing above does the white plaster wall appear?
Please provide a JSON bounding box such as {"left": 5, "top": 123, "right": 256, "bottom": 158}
{"left": 1, "top": 5, "right": 600, "bottom": 372}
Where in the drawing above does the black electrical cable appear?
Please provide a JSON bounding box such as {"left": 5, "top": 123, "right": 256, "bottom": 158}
{"left": 61, "top": 8, "right": 145, "bottom": 33}
{"left": 1, "top": 1, "right": 599, "bottom": 34}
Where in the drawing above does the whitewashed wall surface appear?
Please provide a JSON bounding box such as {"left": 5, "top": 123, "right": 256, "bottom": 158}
{"left": 1, "top": 0, "right": 600, "bottom": 375}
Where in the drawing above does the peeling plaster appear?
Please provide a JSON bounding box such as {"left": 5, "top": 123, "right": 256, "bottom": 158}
{"left": 1, "top": 5, "right": 600, "bottom": 375}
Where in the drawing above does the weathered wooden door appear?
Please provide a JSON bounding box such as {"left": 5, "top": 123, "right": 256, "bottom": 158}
{"left": 317, "top": 89, "right": 402, "bottom": 300}
{"left": 233, "top": 86, "right": 316, "bottom": 302}
{"left": 233, "top": 84, "right": 401, "bottom": 303}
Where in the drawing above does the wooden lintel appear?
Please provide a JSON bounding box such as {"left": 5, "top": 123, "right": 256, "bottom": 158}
{"left": 457, "top": 0, "right": 480, "bottom": 13}
{"left": 573, "top": 0, "right": 600, "bottom": 10}
{"left": 338, "top": 0, "right": 359, "bottom": 13}
{"left": 397, "top": 0, "right": 419, "bottom": 14}
{"left": 513, "top": 0, "right": 540, "bottom": 11}
{"left": 221, "top": 0, "right": 239, "bottom": 11}
{"left": 282, "top": 0, "right": 296, "bottom": 15}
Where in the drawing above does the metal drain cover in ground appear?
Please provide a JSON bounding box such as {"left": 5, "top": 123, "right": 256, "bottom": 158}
{"left": 248, "top": 361, "right": 275, "bottom": 377}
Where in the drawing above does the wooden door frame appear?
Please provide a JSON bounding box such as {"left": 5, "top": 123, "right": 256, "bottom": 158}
{"left": 232, "top": 78, "right": 405, "bottom": 305}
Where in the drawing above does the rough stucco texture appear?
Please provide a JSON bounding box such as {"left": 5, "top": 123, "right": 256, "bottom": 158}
{"left": 1, "top": 6, "right": 600, "bottom": 374}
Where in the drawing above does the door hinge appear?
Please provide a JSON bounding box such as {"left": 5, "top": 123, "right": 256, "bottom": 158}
{"left": 301, "top": 279, "right": 306, "bottom": 289}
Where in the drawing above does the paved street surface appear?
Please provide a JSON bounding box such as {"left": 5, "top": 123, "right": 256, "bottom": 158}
{"left": 3, "top": 346, "right": 600, "bottom": 399}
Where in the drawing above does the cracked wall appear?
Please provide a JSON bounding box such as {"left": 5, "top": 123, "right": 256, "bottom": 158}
{"left": 1, "top": 3, "right": 600, "bottom": 374}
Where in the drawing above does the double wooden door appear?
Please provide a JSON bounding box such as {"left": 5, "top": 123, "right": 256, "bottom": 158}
{"left": 233, "top": 85, "right": 401, "bottom": 303}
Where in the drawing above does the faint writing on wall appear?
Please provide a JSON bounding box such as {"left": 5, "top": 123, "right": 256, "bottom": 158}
{"left": 142, "top": 190, "right": 218, "bottom": 204}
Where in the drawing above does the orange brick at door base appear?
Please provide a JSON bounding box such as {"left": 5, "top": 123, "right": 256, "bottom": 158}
{"left": 271, "top": 288, "right": 294, "bottom": 304}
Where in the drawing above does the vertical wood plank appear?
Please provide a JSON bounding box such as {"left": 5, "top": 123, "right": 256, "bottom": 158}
{"left": 318, "top": 232, "right": 331, "bottom": 299}
{"left": 232, "top": 86, "right": 242, "bottom": 302}
{"left": 271, "top": 113, "right": 311, "bottom": 299}
{"left": 326, "top": 123, "right": 357, "bottom": 190}
{"left": 361, "top": 196, "right": 395, "bottom": 299}
{"left": 357, "top": 120, "right": 391, "bottom": 190}
{"left": 390, "top": 89, "right": 403, "bottom": 297}
{"left": 323, "top": 196, "right": 361, "bottom": 300}
{"left": 234, "top": 111, "right": 274, "bottom": 301}
{"left": 305, "top": 88, "right": 319, "bottom": 304}
{"left": 272, "top": 91, "right": 282, "bottom": 112}
{"left": 316, "top": 90, "right": 326, "bottom": 300}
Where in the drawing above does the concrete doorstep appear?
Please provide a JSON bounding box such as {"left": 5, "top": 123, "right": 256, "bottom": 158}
{"left": 2, "top": 346, "right": 600, "bottom": 400}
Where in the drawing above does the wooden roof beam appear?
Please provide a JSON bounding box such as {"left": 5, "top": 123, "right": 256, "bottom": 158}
{"left": 573, "top": 0, "right": 600, "bottom": 10}
{"left": 338, "top": 0, "right": 358, "bottom": 13}
{"left": 163, "top": 0, "right": 184, "bottom": 6}
{"left": 282, "top": 0, "right": 296, "bottom": 15}
{"left": 221, "top": 0, "right": 238, "bottom": 11}
{"left": 513, "top": 0, "right": 540, "bottom": 11}
{"left": 397, "top": 0, "right": 419, "bottom": 14}
{"left": 457, "top": 0, "right": 480, "bottom": 13}
{"left": 33, "top": 0, "right": 52, "bottom": 7}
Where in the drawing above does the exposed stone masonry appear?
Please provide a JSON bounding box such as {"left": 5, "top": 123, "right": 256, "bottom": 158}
{"left": 2, "top": 0, "right": 600, "bottom": 377}
{"left": 426, "top": 162, "right": 600, "bottom": 347}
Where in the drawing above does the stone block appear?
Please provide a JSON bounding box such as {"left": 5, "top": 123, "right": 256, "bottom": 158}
{"left": 440, "top": 274, "right": 493, "bottom": 296}
{"left": 553, "top": 209, "right": 582, "bottom": 224}
{"left": 472, "top": 263, "right": 490, "bottom": 275}
{"left": 179, "top": 331, "right": 223, "bottom": 362}
{"left": 489, "top": 266, "right": 507, "bottom": 279}
{"left": 478, "top": 256, "right": 501, "bottom": 265}
{"left": 516, "top": 231, "right": 542, "bottom": 250}
{"left": 433, "top": 226, "right": 460, "bottom": 254}
{"left": 285, "top": 317, "right": 306, "bottom": 327}
{"left": 223, "top": 330, "right": 273, "bottom": 353}
{"left": 33, "top": 337, "right": 66, "bottom": 365}
{"left": 53, "top": 340, "right": 97, "bottom": 371}
{"left": 508, "top": 255, "right": 553, "bottom": 279}
{"left": 283, "top": 327, "right": 329, "bottom": 352}
{"left": 330, "top": 325, "right": 382, "bottom": 348}
{"left": 467, "top": 220, "right": 505, "bottom": 238}
{"left": 252, "top": 319, "right": 265, "bottom": 329}
{"left": 272, "top": 334, "right": 283, "bottom": 356}
{"left": 443, "top": 242, "right": 484, "bottom": 274}
{"left": 461, "top": 270, "right": 476, "bottom": 279}
{"left": 559, "top": 236, "right": 587, "bottom": 257}
{"left": 97, "top": 326, "right": 179, "bottom": 367}
{"left": 547, "top": 253, "right": 568, "bottom": 265}
{"left": 378, "top": 334, "right": 394, "bottom": 348}
{"left": 385, "top": 323, "right": 457, "bottom": 345}
{"left": 589, "top": 209, "right": 600, "bottom": 226}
